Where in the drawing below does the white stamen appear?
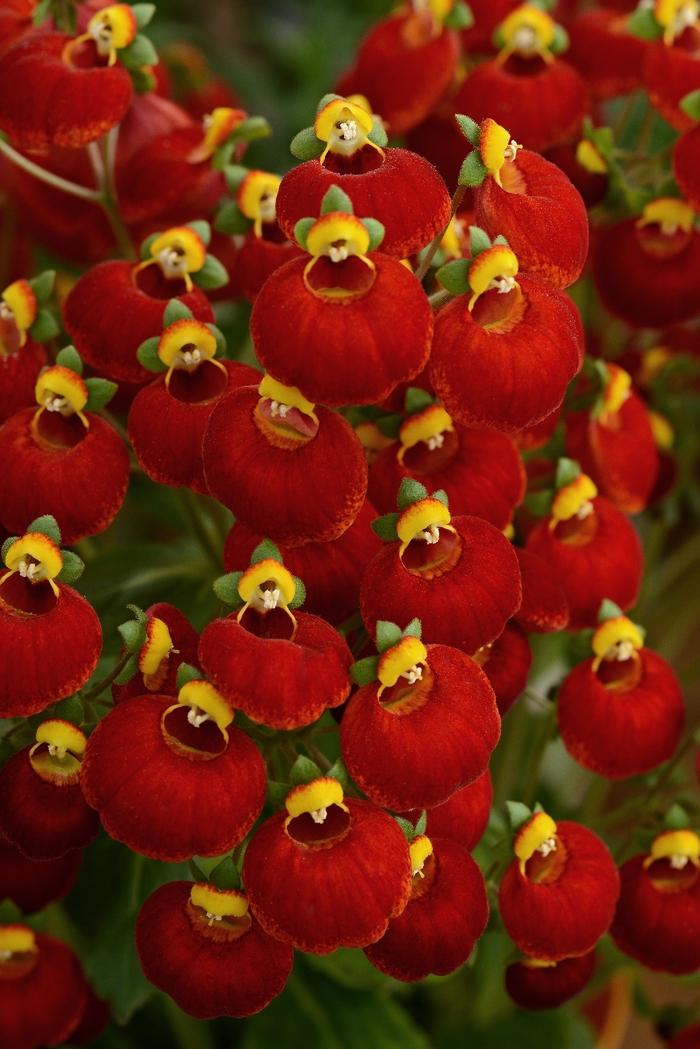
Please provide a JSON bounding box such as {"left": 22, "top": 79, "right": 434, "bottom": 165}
{"left": 44, "top": 394, "right": 70, "bottom": 413}
{"left": 181, "top": 349, "right": 202, "bottom": 366}
{"left": 157, "top": 247, "right": 188, "bottom": 280}
{"left": 205, "top": 911, "right": 222, "bottom": 926}
{"left": 670, "top": 854, "right": 690, "bottom": 869}
{"left": 426, "top": 433, "right": 445, "bottom": 451}
{"left": 18, "top": 560, "right": 36, "bottom": 580}
{"left": 504, "top": 138, "right": 523, "bottom": 162}
{"left": 47, "top": 744, "right": 68, "bottom": 760}
{"left": 270, "top": 399, "right": 291, "bottom": 418}
{"left": 260, "top": 586, "right": 280, "bottom": 611}
{"left": 0, "top": 949, "right": 12, "bottom": 960}
{"left": 513, "top": 25, "right": 537, "bottom": 53}
{"left": 660, "top": 221, "right": 679, "bottom": 237}
{"left": 612, "top": 639, "right": 635, "bottom": 662}
{"left": 575, "top": 500, "right": 594, "bottom": 520}
{"left": 310, "top": 807, "right": 328, "bottom": 824}
{"left": 328, "top": 242, "right": 349, "bottom": 263}
{"left": 259, "top": 193, "right": 277, "bottom": 224}
{"left": 413, "top": 863, "right": 426, "bottom": 878}
{"left": 536, "top": 837, "right": 557, "bottom": 858}
{"left": 0, "top": 302, "right": 14, "bottom": 321}
{"left": 187, "top": 707, "right": 212, "bottom": 728}
{"left": 672, "top": 3, "right": 698, "bottom": 37}
{"left": 488, "top": 276, "right": 517, "bottom": 295}
{"left": 337, "top": 120, "right": 357, "bottom": 142}
{"left": 401, "top": 664, "right": 423, "bottom": 685}
{"left": 417, "top": 525, "right": 440, "bottom": 544}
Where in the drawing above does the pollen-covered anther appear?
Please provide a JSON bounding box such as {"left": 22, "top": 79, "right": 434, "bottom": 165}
{"left": 34, "top": 365, "right": 90, "bottom": 429}
{"left": 503, "top": 139, "right": 523, "bottom": 162}
{"left": 537, "top": 836, "right": 557, "bottom": 858}
{"left": 549, "top": 474, "right": 598, "bottom": 531}
{"left": 314, "top": 98, "right": 383, "bottom": 161}
{"left": 0, "top": 532, "right": 63, "bottom": 597}
{"left": 396, "top": 497, "right": 454, "bottom": 556}
{"left": 467, "top": 245, "right": 520, "bottom": 311}
{"left": 270, "top": 401, "right": 290, "bottom": 418}
{"left": 311, "top": 808, "right": 328, "bottom": 824}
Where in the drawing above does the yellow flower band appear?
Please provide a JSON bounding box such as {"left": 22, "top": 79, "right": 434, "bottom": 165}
{"left": 1, "top": 532, "right": 63, "bottom": 597}
{"left": 238, "top": 171, "right": 282, "bottom": 238}
{"left": 237, "top": 558, "right": 297, "bottom": 621}
{"left": 654, "top": 0, "right": 699, "bottom": 45}
{"left": 285, "top": 777, "right": 347, "bottom": 822}
{"left": 87, "top": 4, "right": 138, "bottom": 65}
{"left": 35, "top": 365, "right": 89, "bottom": 429}
{"left": 410, "top": 834, "right": 434, "bottom": 877}
{"left": 258, "top": 374, "right": 318, "bottom": 422}
{"left": 157, "top": 319, "right": 225, "bottom": 388}
{"left": 138, "top": 618, "right": 175, "bottom": 676}
{"left": 398, "top": 405, "right": 453, "bottom": 463}
{"left": 190, "top": 883, "right": 250, "bottom": 918}
{"left": 479, "top": 119, "right": 522, "bottom": 186}
{"left": 644, "top": 829, "right": 700, "bottom": 868}
{"left": 34, "top": 718, "right": 86, "bottom": 758}
{"left": 648, "top": 409, "right": 675, "bottom": 450}
{"left": 576, "top": 140, "right": 608, "bottom": 175}
{"left": 592, "top": 616, "right": 644, "bottom": 671}
{"left": 177, "top": 680, "right": 233, "bottom": 734}
{"left": 439, "top": 217, "right": 465, "bottom": 260}
{"left": 29, "top": 719, "right": 87, "bottom": 783}
{"left": 498, "top": 4, "right": 557, "bottom": 62}
{"left": 314, "top": 98, "right": 382, "bottom": 163}
{"left": 188, "top": 108, "right": 246, "bottom": 163}
{"left": 637, "top": 198, "right": 695, "bottom": 236}
{"left": 600, "top": 363, "right": 632, "bottom": 420}
{"left": 134, "top": 227, "right": 207, "bottom": 292}
{"left": 1, "top": 279, "right": 36, "bottom": 345}
{"left": 397, "top": 498, "right": 453, "bottom": 556}
{"left": 549, "top": 474, "right": 598, "bottom": 530}
{"left": 468, "top": 245, "right": 519, "bottom": 311}
{"left": 0, "top": 925, "right": 36, "bottom": 957}
{"left": 514, "top": 811, "right": 558, "bottom": 876}
{"left": 377, "top": 636, "right": 428, "bottom": 696}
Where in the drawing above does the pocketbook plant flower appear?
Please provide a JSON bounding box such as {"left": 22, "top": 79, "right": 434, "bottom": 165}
{"left": 505, "top": 951, "right": 597, "bottom": 1011}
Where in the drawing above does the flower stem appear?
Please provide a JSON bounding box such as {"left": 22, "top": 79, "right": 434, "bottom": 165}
{"left": 0, "top": 136, "right": 102, "bottom": 201}
{"left": 428, "top": 288, "right": 455, "bottom": 311}
{"left": 178, "top": 488, "right": 222, "bottom": 573}
{"left": 81, "top": 649, "right": 133, "bottom": 701}
{"left": 414, "top": 184, "right": 466, "bottom": 283}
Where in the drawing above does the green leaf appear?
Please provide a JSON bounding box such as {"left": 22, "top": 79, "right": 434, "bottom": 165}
{"left": 251, "top": 539, "right": 283, "bottom": 565}
{"left": 555, "top": 457, "right": 582, "bottom": 490}
{"left": 294, "top": 216, "right": 316, "bottom": 250}
{"left": 27, "top": 269, "right": 55, "bottom": 304}
{"left": 455, "top": 113, "right": 481, "bottom": 147}
{"left": 114, "top": 654, "right": 139, "bottom": 685}
{"left": 374, "top": 413, "right": 402, "bottom": 439}
{"left": 436, "top": 257, "right": 472, "bottom": 295}
{"left": 302, "top": 949, "right": 393, "bottom": 991}
{"left": 118, "top": 32, "right": 158, "bottom": 69}
{"left": 28, "top": 308, "right": 59, "bottom": 342}
{"left": 444, "top": 1, "right": 474, "bottom": 29}
{"left": 84, "top": 910, "right": 155, "bottom": 1023}
{"left": 0, "top": 536, "right": 18, "bottom": 562}
{"left": 664, "top": 803, "right": 690, "bottom": 831}
{"left": 136, "top": 336, "right": 166, "bottom": 372}
{"left": 506, "top": 800, "right": 532, "bottom": 831}
{"left": 680, "top": 89, "right": 700, "bottom": 121}
{"left": 550, "top": 23, "right": 569, "bottom": 54}
{"left": 327, "top": 757, "right": 352, "bottom": 792}
{"left": 432, "top": 489, "right": 449, "bottom": 507}
{"left": 26, "top": 515, "right": 61, "bottom": 545}
{"left": 367, "top": 122, "right": 388, "bottom": 148}
{"left": 394, "top": 815, "right": 415, "bottom": 841}
{"left": 404, "top": 387, "right": 434, "bottom": 416}
{"left": 191, "top": 253, "right": 229, "bottom": 291}
{"left": 320, "top": 184, "right": 354, "bottom": 215}
{"left": 598, "top": 598, "right": 624, "bottom": 622}
{"left": 55, "top": 550, "right": 85, "bottom": 584}
{"left": 290, "top": 755, "right": 322, "bottom": 786}
{"left": 267, "top": 781, "right": 291, "bottom": 807}
{"left": 208, "top": 854, "right": 243, "bottom": 891}
{"left": 470, "top": 225, "right": 492, "bottom": 257}
{"left": 231, "top": 115, "right": 273, "bottom": 142}
{"left": 459, "top": 149, "right": 489, "bottom": 187}
{"left": 290, "top": 126, "right": 325, "bottom": 161}
{"left": 361, "top": 217, "right": 385, "bottom": 251}
{"left": 118, "top": 619, "right": 147, "bottom": 653}
{"left": 52, "top": 693, "right": 83, "bottom": 726}
{"left": 371, "top": 513, "right": 400, "bottom": 542}
{"left": 176, "top": 662, "right": 200, "bottom": 690}
{"left": 376, "top": 620, "right": 403, "bottom": 654}
{"left": 288, "top": 576, "right": 306, "bottom": 610}
{"left": 414, "top": 810, "right": 427, "bottom": 836}
{"left": 523, "top": 489, "right": 554, "bottom": 516}
{"left": 213, "top": 571, "right": 244, "bottom": 606}
{"left": 397, "top": 477, "right": 429, "bottom": 511}
{"left": 163, "top": 298, "right": 194, "bottom": 327}
{"left": 626, "top": 7, "right": 663, "bottom": 40}
{"left": 84, "top": 377, "right": 118, "bottom": 412}
{"left": 215, "top": 198, "right": 254, "bottom": 235}
{"left": 140, "top": 232, "right": 160, "bottom": 261}
{"left": 55, "top": 345, "right": 82, "bottom": 374}
{"left": 224, "top": 164, "right": 250, "bottom": 193}
{"left": 349, "top": 655, "right": 380, "bottom": 686}
{"left": 185, "top": 220, "right": 211, "bottom": 247}
{"left": 131, "top": 3, "right": 156, "bottom": 29}
{"left": 401, "top": 618, "right": 422, "bottom": 639}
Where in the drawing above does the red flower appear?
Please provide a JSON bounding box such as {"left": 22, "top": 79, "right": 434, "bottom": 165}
{"left": 229, "top": 170, "right": 304, "bottom": 303}
{"left": 0, "top": 833, "right": 82, "bottom": 915}
{"left": 135, "top": 882, "right": 294, "bottom": 1019}
{"left": 242, "top": 778, "right": 412, "bottom": 954}
{"left": 668, "top": 1024, "right": 700, "bottom": 1049}
{"left": 566, "top": 10, "right": 647, "bottom": 99}
{"left": 0, "top": 719, "right": 99, "bottom": 860}
{"left": 499, "top": 812, "right": 619, "bottom": 961}
{"left": 473, "top": 620, "right": 532, "bottom": 717}
{"left": 80, "top": 681, "right": 267, "bottom": 861}
{"left": 0, "top": 279, "right": 48, "bottom": 422}
{"left": 505, "top": 951, "right": 596, "bottom": 1010}
{"left": 401, "top": 770, "right": 493, "bottom": 852}
{"left": 611, "top": 831, "right": 700, "bottom": 974}
{"left": 514, "top": 547, "right": 569, "bottom": 634}
{"left": 112, "top": 602, "right": 201, "bottom": 703}
{"left": 644, "top": 33, "right": 700, "bottom": 132}
{"left": 364, "top": 836, "right": 489, "bottom": 981}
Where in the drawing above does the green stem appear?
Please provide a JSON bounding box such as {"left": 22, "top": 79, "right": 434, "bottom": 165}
{"left": 178, "top": 488, "right": 222, "bottom": 572}
{"left": 414, "top": 183, "right": 466, "bottom": 283}
{"left": 87, "top": 134, "right": 136, "bottom": 261}
{"left": 429, "top": 288, "right": 455, "bottom": 311}
{"left": 80, "top": 650, "right": 133, "bottom": 701}
{"left": 521, "top": 704, "right": 557, "bottom": 808}
{"left": 0, "top": 136, "right": 102, "bottom": 200}
{"left": 304, "top": 740, "right": 332, "bottom": 770}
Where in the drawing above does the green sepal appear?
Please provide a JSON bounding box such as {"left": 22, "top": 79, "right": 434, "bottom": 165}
{"left": 28, "top": 309, "right": 59, "bottom": 343}
{"left": 680, "top": 89, "right": 700, "bottom": 121}
{"left": 185, "top": 220, "right": 211, "bottom": 247}
{"left": 294, "top": 217, "right": 316, "bottom": 251}
{"left": 469, "top": 225, "right": 492, "bottom": 257}
{"left": 213, "top": 572, "right": 245, "bottom": 607}
{"left": 626, "top": 7, "right": 663, "bottom": 40}
{"left": 374, "top": 413, "right": 402, "bottom": 439}
{"left": 118, "top": 33, "right": 158, "bottom": 70}
{"left": 597, "top": 599, "right": 624, "bottom": 623}
{"left": 163, "top": 298, "right": 194, "bottom": 327}
{"left": 176, "top": 662, "right": 200, "bottom": 690}
{"left": 550, "top": 23, "right": 569, "bottom": 54}
{"left": 444, "top": 1, "right": 473, "bottom": 29}
{"left": 191, "top": 254, "right": 229, "bottom": 291}
{"left": 327, "top": 757, "right": 352, "bottom": 792}
{"left": 52, "top": 694, "right": 83, "bottom": 726}
{"left": 404, "top": 387, "right": 434, "bottom": 416}
{"left": 290, "top": 755, "right": 322, "bottom": 787}
{"left": 26, "top": 515, "right": 61, "bottom": 545}
{"left": 432, "top": 489, "right": 449, "bottom": 507}
{"left": 455, "top": 113, "right": 481, "bottom": 148}
{"left": 492, "top": 234, "right": 510, "bottom": 248}
{"left": 118, "top": 619, "right": 147, "bottom": 654}
{"left": 664, "top": 804, "right": 691, "bottom": 831}
{"left": 205, "top": 323, "right": 227, "bottom": 358}
{"left": 288, "top": 577, "right": 306, "bottom": 610}
{"left": 32, "top": 0, "right": 52, "bottom": 28}
{"left": 376, "top": 620, "right": 403, "bottom": 654}
{"left": 394, "top": 816, "right": 416, "bottom": 842}
{"left": 459, "top": 149, "right": 489, "bottom": 187}
{"left": 126, "top": 603, "right": 148, "bottom": 626}
{"left": 55, "top": 551, "right": 85, "bottom": 584}
{"left": 129, "top": 65, "right": 156, "bottom": 93}
{"left": 506, "top": 800, "right": 532, "bottom": 832}
{"left": 189, "top": 857, "right": 207, "bottom": 882}
{"left": 1, "top": 536, "right": 19, "bottom": 562}
{"left": 316, "top": 93, "right": 344, "bottom": 114}
{"left": 208, "top": 854, "right": 242, "bottom": 891}
{"left": 361, "top": 217, "right": 385, "bottom": 251}
{"left": 27, "top": 269, "right": 55, "bottom": 304}
{"left": 267, "top": 781, "right": 291, "bottom": 807}
{"left": 251, "top": 539, "right": 283, "bottom": 565}
{"left": 55, "top": 345, "right": 83, "bottom": 375}
{"left": 397, "top": 477, "right": 429, "bottom": 511}
{"left": 533, "top": 801, "right": 545, "bottom": 814}
{"left": 350, "top": 656, "right": 380, "bottom": 686}
{"left": 140, "top": 232, "right": 160, "bottom": 261}
{"left": 214, "top": 199, "right": 253, "bottom": 235}
{"left": 435, "top": 258, "right": 472, "bottom": 295}
{"left": 230, "top": 116, "right": 272, "bottom": 143}
{"left": 290, "top": 126, "right": 325, "bottom": 161}
{"left": 371, "top": 513, "right": 400, "bottom": 542}
{"left": 402, "top": 618, "right": 422, "bottom": 640}
{"left": 528, "top": 0, "right": 554, "bottom": 10}
{"left": 367, "top": 123, "right": 388, "bottom": 148}
{"left": 555, "top": 457, "right": 582, "bottom": 490}
{"left": 320, "top": 185, "right": 354, "bottom": 215}
{"left": 223, "top": 164, "right": 250, "bottom": 193}
{"left": 136, "top": 337, "right": 167, "bottom": 373}
{"left": 114, "top": 654, "right": 139, "bottom": 685}
{"left": 131, "top": 4, "right": 156, "bottom": 30}
{"left": 414, "top": 809, "right": 428, "bottom": 836}
{"left": 84, "top": 377, "right": 118, "bottom": 412}
{"left": 523, "top": 490, "right": 554, "bottom": 516}
{"left": 582, "top": 118, "right": 614, "bottom": 162}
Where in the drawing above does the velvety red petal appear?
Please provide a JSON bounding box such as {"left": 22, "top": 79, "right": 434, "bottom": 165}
{"left": 644, "top": 37, "right": 700, "bottom": 133}
{"left": 112, "top": 602, "right": 201, "bottom": 703}
{"left": 514, "top": 547, "right": 569, "bottom": 633}
{"left": 478, "top": 619, "right": 532, "bottom": 717}
{"left": 505, "top": 951, "right": 596, "bottom": 1010}
{"left": 0, "top": 338, "right": 48, "bottom": 425}
{"left": 0, "top": 834, "right": 82, "bottom": 914}
{"left": 566, "top": 11, "right": 647, "bottom": 99}
{"left": 402, "top": 770, "right": 493, "bottom": 851}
